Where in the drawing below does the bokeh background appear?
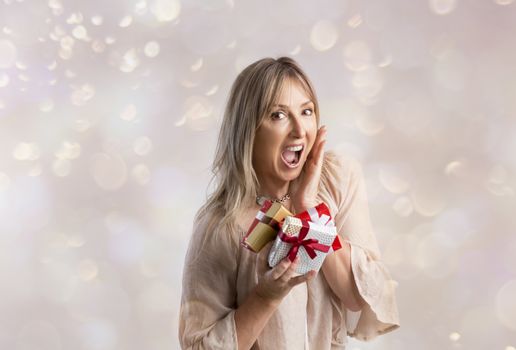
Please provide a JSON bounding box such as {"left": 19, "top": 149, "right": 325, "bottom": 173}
{"left": 1, "top": 0, "right": 516, "bottom": 349}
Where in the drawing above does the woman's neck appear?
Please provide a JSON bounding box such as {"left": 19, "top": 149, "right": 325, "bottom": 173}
{"left": 257, "top": 181, "right": 290, "bottom": 200}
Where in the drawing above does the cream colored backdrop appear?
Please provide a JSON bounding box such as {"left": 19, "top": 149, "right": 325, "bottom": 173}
{"left": 0, "top": 0, "right": 515, "bottom": 349}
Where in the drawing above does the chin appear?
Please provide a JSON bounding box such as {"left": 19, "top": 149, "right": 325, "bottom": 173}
{"left": 279, "top": 162, "right": 305, "bottom": 181}
{"left": 281, "top": 173, "right": 300, "bottom": 182}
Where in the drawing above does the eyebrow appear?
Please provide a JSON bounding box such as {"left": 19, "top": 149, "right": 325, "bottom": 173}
{"left": 273, "top": 100, "right": 314, "bottom": 109}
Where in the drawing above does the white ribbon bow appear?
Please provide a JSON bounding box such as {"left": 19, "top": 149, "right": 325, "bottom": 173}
{"left": 307, "top": 207, "right": 335, "bottom": 227}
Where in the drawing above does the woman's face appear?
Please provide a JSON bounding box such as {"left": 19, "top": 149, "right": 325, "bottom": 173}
{"left": 253, "top": 78, "right": 318, "bottom": 185}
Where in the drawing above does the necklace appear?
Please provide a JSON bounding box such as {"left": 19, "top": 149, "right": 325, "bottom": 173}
{"left": 256, "top": 193, "right": 290, "bottom": 206}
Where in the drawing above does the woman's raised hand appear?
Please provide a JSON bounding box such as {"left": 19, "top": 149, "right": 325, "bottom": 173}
{"left": 291, "top": 125, "right": 327, "bottom": 214}
{"left": 254, "top": 241, "right": 316, "bottom": 304}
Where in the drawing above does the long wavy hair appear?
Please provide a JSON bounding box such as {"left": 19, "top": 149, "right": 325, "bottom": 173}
{"left": 195, "top": 56, "right": 339, "bottom": 250}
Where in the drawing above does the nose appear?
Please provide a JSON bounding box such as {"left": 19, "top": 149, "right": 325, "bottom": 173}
{"left": 289, "top": 114, "right": 306, "bottom": 139}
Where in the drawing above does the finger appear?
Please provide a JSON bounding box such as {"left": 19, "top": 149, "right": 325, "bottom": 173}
{"left": 306, "top": 141, "right": 325, "bottom": 175}
{"left": 319, "top": 125, "right": 327, "bottom": 139}
{"left": 313, "top": 139, "right": 326, "bottom": 167}
{"left": 271, "top": 256, "right": 294, "bottom": 280}
{"left": 317, "top": 125, "right": 327, "bottom": 145}
{"left": 309, "top": 127, "right": 326, "bottom": 162}
{"left": 307, "top": 126, "right": 325, "bottom": 161}
{"left": 315, "top": 126, "right": 327, "bottom": 153}
{"left": 279, "top": 256, "right": 301, "bottom": 282}
{"left": 288, "top": 270, "right": 317, "bottom": 286}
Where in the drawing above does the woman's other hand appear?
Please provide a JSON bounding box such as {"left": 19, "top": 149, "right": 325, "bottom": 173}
{"left": 291, "top": 125, "right": 327, "bottom": 214}
{"left": 254, "top": 241, "right": 316, "bottom": 304}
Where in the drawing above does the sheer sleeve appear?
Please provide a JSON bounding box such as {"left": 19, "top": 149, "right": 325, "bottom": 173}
{"left": 178, "top": 216, "right": 239, "bottom": 349}
{"left": 332, "top": 155, "right": 400, "bottom": 341}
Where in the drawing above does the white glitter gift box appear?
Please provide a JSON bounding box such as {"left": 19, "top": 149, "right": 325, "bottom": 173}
{"left": 267, "top": 215, "right": 338, "bottom": 275}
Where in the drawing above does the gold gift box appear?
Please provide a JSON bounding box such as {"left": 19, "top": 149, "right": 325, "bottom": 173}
{"left": 241, "top": 200, "right": 293, "bottom": 253}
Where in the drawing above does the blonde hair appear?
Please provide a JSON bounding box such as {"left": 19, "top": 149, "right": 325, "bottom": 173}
{"left": 195, "top": 56, "right": 339, "bottom": 249}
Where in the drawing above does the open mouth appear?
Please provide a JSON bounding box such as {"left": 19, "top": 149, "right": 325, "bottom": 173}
{"left": 280, "top": 144, "right": 304, "bottom": 168}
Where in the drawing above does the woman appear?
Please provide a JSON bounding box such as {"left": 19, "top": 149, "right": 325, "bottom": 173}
{"left": 179, "top": 57, "right": 400, "bottom": 349}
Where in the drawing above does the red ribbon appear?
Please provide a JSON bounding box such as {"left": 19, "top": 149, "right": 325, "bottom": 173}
{"left": 293, "top": 203, "right": 342, "bottom": 252}
{"left": 295, "top": 202, "right": 332, "bottom": 223}
{"left": 245, "top": 200, "right": 281, "bottom": 235}
{"left": 278, "top": 221, "right": 331, "bottom": 262}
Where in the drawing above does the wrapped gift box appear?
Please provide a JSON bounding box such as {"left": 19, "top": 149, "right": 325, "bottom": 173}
{"left": 241, "top": 200, "right": 293, "bottom": 253}
{"left": 268, "top": 215, "right": 338, "bottom": 275}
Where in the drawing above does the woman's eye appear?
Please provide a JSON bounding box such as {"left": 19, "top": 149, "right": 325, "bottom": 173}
{"left": 271, "top": 111, "right": 287, "bottom": 120}
{"left": 303, "top": 108, "right": 314, "bottom": 116}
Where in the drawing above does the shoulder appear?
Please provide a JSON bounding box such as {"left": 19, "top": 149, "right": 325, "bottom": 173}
{"left": 320, "top": 150, "right": 363, "bottom": 210}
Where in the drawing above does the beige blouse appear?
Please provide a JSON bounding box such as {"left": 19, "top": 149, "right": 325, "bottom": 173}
{"left": 179, "top": 152, "right": 400, "bottom": 349}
